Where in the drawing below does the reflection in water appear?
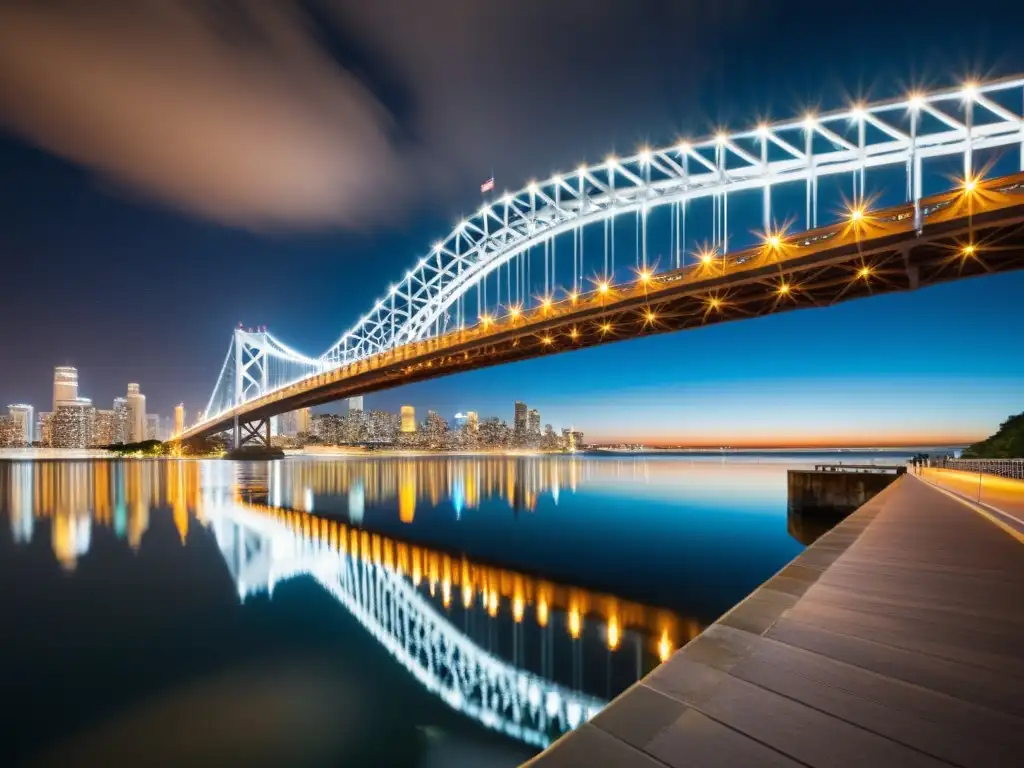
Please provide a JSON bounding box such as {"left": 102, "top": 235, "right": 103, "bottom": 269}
{"left": 1, "top": 458, "right": 702, "bottom": 750}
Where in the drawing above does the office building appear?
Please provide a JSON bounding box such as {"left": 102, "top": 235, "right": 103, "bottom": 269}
{"left": 514, "top": 401, "right": 528, "bottom": 434}
{"left": 112, "top": 398, "right": 130, "bottom": 443}
{"left": 467, "top": 411, "right": 479, "bottom": 432}
{"left": 348, "top": 396, "right": 364, "bottom": 413}
{"left": 0, "top": 416, "right": 22, "bottom": 447}
{"left": 91, "top": 410, "right": 117, "bottom": 446}
{"left": 401, "top": 405, "right": 416, "bottom": 433}
{"left": 454, "top": 412, "right": 469, "bottom": 429}
{"left": 53, "top": 366, "right": 78, "bottom": 409}
{"left": 528, "top": 408, "right": 541, "bottom": 435}
{"left": 174, "top": 404, "right": 185, "bottom": 437}
{"left": 50, "top": 399, "right": 94, "bottom": 448}
{"left": 126, "top": 383, "right": 146, "bottom": 442}
{"left": 295, "top": 407, "right": 310, "bottom": 434}
{"left": 38, "top": 412, "right": 52, "bottom": 446}
{"left": 146, "top": 413, "right": 160, "bottom": 441}
{"left": 7, "top": 404, "right": 34, "bottom": 444}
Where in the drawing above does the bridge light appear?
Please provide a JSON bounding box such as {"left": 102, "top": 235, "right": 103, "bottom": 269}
{"left": 638, "top": 269, "right": 652, "bottom": 284}
{"left": 778, "top": 282, "right": 791, "bottom": 295}
{"left": 766, "top": 234, "right": 782, "bottom": 249}
{"left": 644, "top": 310, "right": 656, "bottom": 324}
{"left": 906, "top": 92, "right": 925, "bottom": 111}
{"left": 756, "top": 123, "right": 770, "bottom": 138}
{"left": 509, "top": 305, "right": 522, "bottom": 318}
{"left": 963, "top": 176, "right": 978, "bottom": 193}
{"left": 479, "top": 204, "right": 490, "bottom": 217}
{"left": 803, "top": 113, "right": 817, "bottom": 130}
{"left": 961, "top": 81, "right": 979, "bottom": 100}
{"left": 433, "top": 241, "right": 443, "bottom": 253}
{"left": 700, "top": 251, "right": 714, "bottom": 265}
{"left": 457, "top": 219, "right": 468, "bottom": 231}
{"left": 600, "top": 322, "right": 612, "bottom": 334}
{"left": 541, "top": 296, "right": 553, "bottom": 311}
{"left": 605, "top": 154, "right": 618, "bottom": 167}
{"left": 708, "top": 297, "right": 722, "bottom": 310}
{"left": 541, "top": 335, "right": 553, "bottom": 345}
{"left": 550, "top": 174, "right": 562, "bottom": 185}
{"left": 849, "top": 207, "right": 864, "bottom": 222}
{"left": 480, "top": 314, "right": 493, "bottom": 328}
{"left": 569, "top": 291, "right": 578, "bottom": 303}
{"left": 598, "top": 281, "right": 609, "bottom": 294}
{"left": 676, "top": 140, "right": 691, "bottom": 154}
{"left": 850, "top": 103, "right": 866, "bottom": 119}
{"left": 658, "top": 631, "right": 673, "bottom": 663}
{"left": 715, "top": 131, "right": 728, "bottom": 145}
{"left": 962, "top": 243, "right": 976, "bottom": 257}
{"left": 577, "top": 163, "right": 588, "bottom": 175}
{"left": 528, "top": 180, "right": 539, "bottom": 193}
{"left": 638, "top": 146, "right": 652, "bottom": 164}
{"left": 858, "top": 266, "right": 872, "bottom": 278}
{"left": 607, "top": 616, "right": 621, "bottom": 650}
{"left": 570, "top": 327, "right": 579, "bottom": 340}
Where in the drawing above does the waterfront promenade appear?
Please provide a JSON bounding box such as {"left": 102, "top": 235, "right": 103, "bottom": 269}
{"left": 530, "top": 473, "right": 1024, "bottom": 767}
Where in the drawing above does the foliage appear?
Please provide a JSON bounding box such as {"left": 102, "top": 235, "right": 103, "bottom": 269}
{"left": 107, "top": 439, "right": 166, "bottom": 456}
{"left": 962, "top": 412, "right": 1024, "bottom": 458}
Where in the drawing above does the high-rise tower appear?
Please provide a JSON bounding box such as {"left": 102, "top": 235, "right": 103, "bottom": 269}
{"left": 53, "top": 367, "right": 78, "bottom": 409}
{"left": 126, "top": 383, "right": 146, "bottom": 443}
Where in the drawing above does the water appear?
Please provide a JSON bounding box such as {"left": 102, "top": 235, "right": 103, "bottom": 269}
{"left": 0, "top": 451, "right": 911, "bottom": 766}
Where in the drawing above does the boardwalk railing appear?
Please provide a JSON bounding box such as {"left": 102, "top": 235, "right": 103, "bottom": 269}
{"left": 938, "top": 458, "right": 1024, "bottom": 480}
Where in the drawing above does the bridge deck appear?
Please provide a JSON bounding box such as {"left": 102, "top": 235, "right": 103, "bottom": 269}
{"left": 528, "top": 474, "right": 1024, "bottom": 767}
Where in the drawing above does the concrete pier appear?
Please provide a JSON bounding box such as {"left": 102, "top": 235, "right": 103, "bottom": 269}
{"left": 787, "top": 464, "right": 904, "bottom": 517}
{"left": 529, "top": 473, "right": 1024, "bottom": 767}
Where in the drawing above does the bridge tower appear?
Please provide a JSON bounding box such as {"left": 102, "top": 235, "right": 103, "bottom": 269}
{"left": 232, "top": 328, "right": 272, "bottom": 449}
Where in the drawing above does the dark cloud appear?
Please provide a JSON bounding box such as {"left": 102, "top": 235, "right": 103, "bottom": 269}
{"left": 0, "top": 0, "right": 762, "bottom": 230}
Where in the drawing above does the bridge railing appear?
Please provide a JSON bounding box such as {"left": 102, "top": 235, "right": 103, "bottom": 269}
{"left": 936, "top": 459, "right": 1024, "bottom": 480}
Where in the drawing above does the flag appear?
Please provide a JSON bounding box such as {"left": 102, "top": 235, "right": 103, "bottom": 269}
{"left": 480, "top": 177, "right": 495, "bottom": 193}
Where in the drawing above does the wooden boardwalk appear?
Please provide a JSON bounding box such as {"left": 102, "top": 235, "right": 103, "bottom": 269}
{"left": 528, "top": 474, "right": 1024, "bottom": 767}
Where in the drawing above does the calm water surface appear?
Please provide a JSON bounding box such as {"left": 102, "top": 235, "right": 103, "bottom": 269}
{"left": 0, "top": 452, "right": 909, "bottom": 766}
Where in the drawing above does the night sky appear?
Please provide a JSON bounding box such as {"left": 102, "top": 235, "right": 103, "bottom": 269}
{"left": 1, "top": 0, "right": 1022, "bottom": 446}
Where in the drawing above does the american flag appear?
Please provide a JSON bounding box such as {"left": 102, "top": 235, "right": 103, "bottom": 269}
{"left": 480, "top": 176, "right": 495, "bottom": 193}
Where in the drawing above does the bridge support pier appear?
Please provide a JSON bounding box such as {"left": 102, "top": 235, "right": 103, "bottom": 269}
{"left": 232, "top": 416, "right": 272, "bottom": 449}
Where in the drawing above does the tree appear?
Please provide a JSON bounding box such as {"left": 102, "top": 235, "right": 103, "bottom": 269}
{"left": 962, "top": 412, "right": 1024, "bottom": 458}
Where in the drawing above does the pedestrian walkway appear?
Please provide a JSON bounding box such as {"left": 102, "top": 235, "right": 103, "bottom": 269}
{"left": 527, "top": 474, "right": 1024, "bottom": 767}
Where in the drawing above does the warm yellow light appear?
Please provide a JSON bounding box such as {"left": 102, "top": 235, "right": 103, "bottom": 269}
{"left": 570, "top": 327, "right": 580, "bottom": 340}
{"left": 600, "top": 323, "right": 612, "bottom": 334}
{"left": 541, "top": 335, "right": 553, "bottom": 345}
{"left": 488, "top": 590, "right": 499, "bottom": 617}
{"left": 858, "top": 266, "right": 871, "bottom": 278}
{"left": 963, "top": 177, "right": 977, "bottom": 193}
{"left": 480, "top": 314, "right": 492, "bottom": 326}
{"left": 962, "top": 244, "right": 976, "bottom": 256}
{"left": 778, "top": 282, "right": 790, "bottom": 295}
{"left": 599, "top": 282, "right": 609, "bottom": 294}
{"left": 639, "top": 269, "right": 651, "bottom": 283}
{"left": 569, "top": 291, "right": 578, "bottom": 302}
{"left": 709, "top": 297, "right": 721, "bottom": 310}
{"left": 658, "top": 631, "right": 672, "bottom": 663}
{"left": 513, "top": 596, "right": 524, "bottom": 623}
{"left": 645, "top": 311, "right": 656, "bottom": 323}
{"left": 607, "top": 616, "right": 621, "bottom": 650}
{"left": 700, "top": 252, "right": 714, "bottom": 265}
{"left": 509, "top": 305, "right": 521, "bottom": 318}
{"left": 537, "top": 598, "right": 549, "bottom": 627}
{"left": 849, "top": 207, "right": 864, "bottom": 222}
{"left": 542, "top": 297, "right": 552, "bottom": 309}
{"left": 462, "top": 583, "right": 473, "bottom": 609}
{"left": 569, "top": 608, "right": 582, "bottom": 639}
{"left": 767, "top": 234, "right": 782, "bottom": 248}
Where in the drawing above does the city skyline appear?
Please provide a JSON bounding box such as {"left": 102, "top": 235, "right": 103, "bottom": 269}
{"left": 1, "top": 3, "right": 1022, "bottom": 447}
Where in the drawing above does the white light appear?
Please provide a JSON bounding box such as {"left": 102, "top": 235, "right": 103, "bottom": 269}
{"left": 677, "top": 140, "right": 691, "bottom": 153}
{"left": 638, "top": 146, "right": 652, "bottom": 163}
{"left": 528, "top": 181, "right": 539, "bottom": 193}
{"left": 389, "top": 284, "right": 397, "bottom": 295}
{"left": 550, "top": 174, "right": 562, "bottom": 185}
{"left": 605, "top": 154, "right": 618, "bottom": 167}
{"left": 961, "top": 81, "right": 979, "bottom": 99}
{"left": 503, "top": 193, "right": 512, "bottom": 204}
{"left": 578, "top": 164, "right": 587, "bottom": 174}
{"left": 803, "top": 113, "right": 817, "bottom": 130}
{"left": 907, "top": 92, "right": 925, "bottom": 110}
{"left": 433, "top": 242, "right": 443, "bottom": 253}
{"left": 756, "top": 123, "right": 770, "bottom": 137}
{"left": 458, "top": 219, "right": 468, "bottom": 231}
{"left": 479, "top": 204, "right": 490, "bottom": 216}
{"left": 850, "top": 104, "right": 866, "bottom": 119}
{"left": 715, "top": 131, "right": 728, "bottom": 145}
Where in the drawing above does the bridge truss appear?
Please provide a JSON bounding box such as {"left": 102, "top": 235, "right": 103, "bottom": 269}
{"left": 192, "top": 76, "right": 1024, "bottom": 435}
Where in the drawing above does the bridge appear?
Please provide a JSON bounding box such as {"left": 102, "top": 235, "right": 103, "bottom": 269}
{"left": 180, "top": 77, "right": 1024, "bottom": 445}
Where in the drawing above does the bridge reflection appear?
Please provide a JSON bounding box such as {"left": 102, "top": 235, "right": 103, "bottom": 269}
{"left": 1, "top": 459, "right": 698, "bottom": 748}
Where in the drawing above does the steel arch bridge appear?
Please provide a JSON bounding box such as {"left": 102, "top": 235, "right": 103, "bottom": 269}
{"left": 182, "top": 76, "right": 1024, "bottom": 443}
{"left": 207, "top": 497, "right": 606, "bottom": 748}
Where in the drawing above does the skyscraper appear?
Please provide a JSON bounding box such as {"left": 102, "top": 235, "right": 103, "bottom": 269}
{"left": 514, "top": 401, "right": 528, "bottom": 435}
{"left": 453, "top": 412, "right": 469, "bottom": 429}
{"left": 126, "top": 383, "right": 146, "bottom": 442}
{"left": 467, "top": 411, "right": 479, "bottom": 432}
{"left": 348, "top": 396, "right": 364, "bottom": 413}
{"left": 7, "top": 404, "right": 34, "bottom": 444}
{"left": 53, "top": 366, "right": 78, "bottom": 409}
{"left": 401, "top": 405, "right": 416, "bottom": 433}
{"left": 91, "top": 410, "right": 117, "bottom": 446}
{"left": 50, "top": 398, "right": 94, "bottom": 448}
{"left": 295, "top": 407, "right": 310, "bottom": 434}
{"left": 113, "top": 398, "right": 130, "bottom": 443}
{"left": 174, "top": 404, "right": 185, "bottom": 437}
{"left": 145, "top": 413, "right": 160, "bottom": 441}
{"left": 37, "top": 412, "right": 52, "bottom": 446}
{"left": 528, "top": 408, "right": 541, "bottom": 435}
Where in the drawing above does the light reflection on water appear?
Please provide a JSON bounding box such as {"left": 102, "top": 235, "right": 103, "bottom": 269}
{"left": 0, "top": 452, "right": 909, "bottom": 765}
